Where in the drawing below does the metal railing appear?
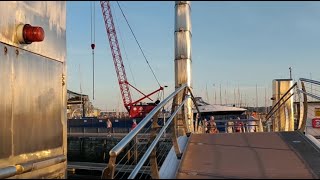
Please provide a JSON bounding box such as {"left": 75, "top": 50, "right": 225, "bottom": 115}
{"left": 296, "top": 78, "right": 320, "bottom": 135}
{"left": 100, "top": 78, "right": 320, "bottom": 179}
{"left": 264, "top": 78, "right": 320, "bottom": 135}
{"left": 0, "top": 155, "right": 66, "bottom": 179}
{"left": 101, "top": 83, "right": 202, "bottom": 179}
{"left": 265, "top": 82, "right": 297, "bottom": 122}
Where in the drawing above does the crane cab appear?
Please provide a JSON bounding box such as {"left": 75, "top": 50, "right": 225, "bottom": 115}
{"left": 129, "top": 100, "right": 160, "bottom": 118}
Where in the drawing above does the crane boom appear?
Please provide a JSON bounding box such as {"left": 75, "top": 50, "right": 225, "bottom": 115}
{"left": 100, "top": 1, "right": 164, "bottom": 118}
{"left": 100, "top": 1, "right": 132, "bottom": 112}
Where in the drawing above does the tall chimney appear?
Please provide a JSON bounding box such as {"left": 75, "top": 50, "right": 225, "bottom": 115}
{"left": 174, "top": 1, "right": 193, "bottom": 135}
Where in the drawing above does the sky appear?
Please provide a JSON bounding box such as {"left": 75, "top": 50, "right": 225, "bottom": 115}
{"left": 66, "top": 1, "right": 320, "bottom": 111}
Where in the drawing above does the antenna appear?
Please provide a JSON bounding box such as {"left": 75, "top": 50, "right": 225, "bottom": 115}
{"left": 289, "top": 67, "right": 292, "bottom": 79}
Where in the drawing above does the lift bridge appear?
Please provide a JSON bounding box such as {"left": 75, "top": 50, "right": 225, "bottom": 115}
{"left": 88, "top": 78, "right": 320, "bottom": 179}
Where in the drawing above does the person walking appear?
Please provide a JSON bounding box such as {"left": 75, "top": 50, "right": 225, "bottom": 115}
{"left": 131, "top": 119, "right": 137, "bottom": 131}
{"left": 248, "top": 111, "right": 257, "bottom": 132}
{"left": 107, "top": 119, "right": 112, "bottom": 137}
{"left": 203, "top": 118, "right": 208, "bottom": 133}
{"left": 227, "top": 119, "right": 234, "bottom": 133}
{"left": 235, "top": 117, "right": 243, "bottom": 133}
{"left": 208, "top": 116, "right": 219, "bottom": 134}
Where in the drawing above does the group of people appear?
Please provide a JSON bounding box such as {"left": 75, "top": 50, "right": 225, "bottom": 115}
{"left": 228, "top": 112, "right": 258, "bottom": 133}
{"left": 107, "top": 112, "right": 258, "bottom": 136}
{"left": 200, "top": 116, "right": 219, "bottom": 134}
{"left": 198, "top": 111, "right": 259, "bottom": 134}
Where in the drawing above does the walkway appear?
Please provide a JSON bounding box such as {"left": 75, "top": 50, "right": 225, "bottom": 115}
{"left": 176, "top": 131, "right": 320, "bottom": 179}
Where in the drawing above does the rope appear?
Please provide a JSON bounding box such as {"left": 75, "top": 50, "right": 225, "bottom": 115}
{"left": 116, "top": 1, "right": 162, "bottom": 87}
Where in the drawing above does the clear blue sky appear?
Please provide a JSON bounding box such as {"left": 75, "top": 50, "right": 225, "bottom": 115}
{"left": 67, "top": 1, "right": 320, "bottom": 111}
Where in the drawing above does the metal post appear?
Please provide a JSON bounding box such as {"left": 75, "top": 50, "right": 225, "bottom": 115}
{"left": 174, "top": 1, "right": 194, "bottom": 136}
{"left": 162, "top": 108, "right": 167, "bottom": 137}
{"left": 171, "top": 102, "right": 182, "bottom": 159}
{"left": 298, "top": 81, "right": 308, "bottom": 133}
{"left": 101, "top": 155, "right": 116, "bottom": 179}
{"left": 134, "top": 135, "right": 138, "bottom": 165}
{"left": 127, "top": 145, "right": 131, "bottom": 163}
{"left": 181, "top": 88, "right": 189, "bottom": 134}
{"left": 150, "top": 112, "right": 160, "bottom": 179}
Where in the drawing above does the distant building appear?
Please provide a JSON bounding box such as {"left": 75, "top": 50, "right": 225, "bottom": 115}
{"left": 99, "top": 111, "right": 130, "bottom": 119}
{"left": 67, "top": 90, "right": 96, "bottom": 119}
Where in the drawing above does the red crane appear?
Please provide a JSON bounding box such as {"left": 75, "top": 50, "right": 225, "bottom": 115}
{"left": 100, "top": 1, "right": 164, "bottom": 118}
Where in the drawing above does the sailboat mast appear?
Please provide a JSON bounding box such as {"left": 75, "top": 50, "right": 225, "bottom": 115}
{"left": 256, "top": 84, "right": 258, "bottom": 110}
{"left": 220, "top": 84, "right": 222, "bottom": 105}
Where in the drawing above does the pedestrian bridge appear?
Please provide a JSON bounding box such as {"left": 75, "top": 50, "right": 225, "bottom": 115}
{"left": 100, "top": 78, "right": 320, "bottom": 179}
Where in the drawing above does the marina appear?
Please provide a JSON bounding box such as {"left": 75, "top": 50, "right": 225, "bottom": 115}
{"left": 1, "top": 1, "right": 320, "bottom": 179}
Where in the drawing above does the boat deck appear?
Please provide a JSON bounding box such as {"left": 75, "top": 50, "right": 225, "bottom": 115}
{"left": 176, "top": 131, "right": 320, "bottom": 179}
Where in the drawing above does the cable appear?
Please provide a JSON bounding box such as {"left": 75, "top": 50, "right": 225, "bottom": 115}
{"left": 91, "top": 2, "right": 96, "bottom": 100}
{"left": 94, "top": 2, "right": 95, "bottom": 44}
{"left": 116, "top": 1, "right": 162, "bottom": 87}
{"left": 90, "top": 2, "right": 92, "bottom": 44}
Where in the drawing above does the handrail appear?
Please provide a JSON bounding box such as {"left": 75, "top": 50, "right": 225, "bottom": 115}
{"left": 300, "top": 78, "right": 320, "bottom": 86}
{"left": 187, "top": 86, "right": 201, "bottom": 118}
{"left": 128, "top": 95, "right": 190, "bottom": 179}
{"left": 298, "top": 81, "right": 308, "bottom": 132}
{"left": 265, "top": 92, "right": 295, "bottom": 121}
{"left": 297, "top": 89, "right": 320, "bottom": 101}
{"left": 297, "top": 78, "right": 320, "bottom": 132}
{"left": 187, "top": 86, "right": 201, "bottom": 132}
{"left": 0, "top": 166, "right": 16, "bottom": 179}
{"left": 0, "top": 155, "right": 66, "bottom": 179}
{"left": 265, "top": 82, "right": 297, "bottom": 121}
{"left": 109, "top": 84, "right": 188, "bottom": 157}
{"left": 101, "top": 83, "right": 203, "bottom": 179}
